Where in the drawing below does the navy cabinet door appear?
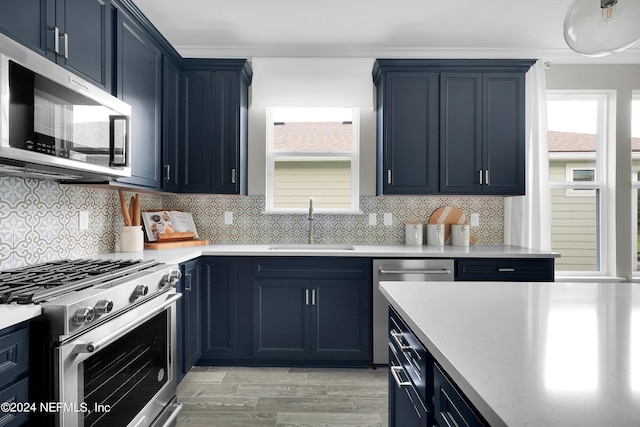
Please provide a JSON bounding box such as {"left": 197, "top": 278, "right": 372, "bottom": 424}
{"left": 57, "top": 0, "right": 112, "bottom": 91}
{"left": 439, "top": 72, "right": 483, "bottom": 194}
{"left": 201, "top": 258, "right": 238, "bottom": 359}
{"left": 440, "top": 72, "right": 526, "bottom": 195}
{"left": 114, "top": 11, "right": 162, "bottom": 189}
{"left": 182, "top": 259, "right": 201, "bottom": 374}
{"left": 180, "top": 70, "right": 213, "bottom": 193}
{"left": 212, "top": 71, "right": 242, "bottom": 194}
{"left": 0, "top": 0, "right": 52, "bottom": 57}
{"left": 380, "top": 72, "right": 439, "bottom": 195}
{"left": 311, "top": 279, "right": 371, "bottom": 361}
{"left": 0, "top": 0, "right": 111, "bottom": 91}
{"left": 483, "top": 73, "right": 526, "bottom": 195}
{"left": 389, "top": 348, "right": 428, "bottom": 427}
{"left": 252, "top": 279, "right": 310, "bottom": 359}
{"left": 162, "top": 57, "right": 181, "bottom": 192}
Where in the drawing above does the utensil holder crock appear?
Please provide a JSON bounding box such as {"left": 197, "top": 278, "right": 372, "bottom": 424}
{"left": 120, "top": 225, "right": 143, "bottom": 252}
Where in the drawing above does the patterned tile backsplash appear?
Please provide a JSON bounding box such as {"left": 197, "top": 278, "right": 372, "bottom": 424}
{"left": 0, "top": 176, "right": 504, "bottom": 269}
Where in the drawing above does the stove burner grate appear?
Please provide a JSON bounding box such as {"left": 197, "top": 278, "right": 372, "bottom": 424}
{"left": 0, "top": 258, "right": 156, "bottom": 304}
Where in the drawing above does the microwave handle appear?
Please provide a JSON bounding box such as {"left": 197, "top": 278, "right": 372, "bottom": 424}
{"left": 109, "top": 115, "right": 129, "bottom": 167}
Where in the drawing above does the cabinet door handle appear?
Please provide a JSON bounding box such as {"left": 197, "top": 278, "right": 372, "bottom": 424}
{"left": 164, "top": 164, "right": 171, "bottom": 181}
{"left": 387, "top": 169, "right": 392, "bottom": 184}
{"left": 390, "top": 330, "right": 411, "bottom": 352}
{"left": 479, "top": 170, "right": 483, "bottom": 185}
{"left": 311, "top": 289, "right": 316, "bottom": 306}
{"left": 485, "top": 169, "right": 490, "bottom": 185}
{"left": 498, "top": 268, "right": 515, "bottom": 272}
{"left": 390, "top": 366, "right": 411, "bottom": 388}
{"left": 49, "top": 26, "right": 60, "bottom": 55}
{"left": 305, "top": 289, "right": 309, "bottom": 305}
{"left": 231, "top": 168, "right": 236, "bottom": 184}
{"left": 185, "top": 273, "right": 192, "bottom": 291}
{"left": 62, "top": 32, "right": 69, "bottom": 59}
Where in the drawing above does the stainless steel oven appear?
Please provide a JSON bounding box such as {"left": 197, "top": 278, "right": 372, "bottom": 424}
{"left": 54, "top": 291, "right": 181, "bottom": 427}
{"left": 0, "top": 258, "right": 182, "bottom": 427}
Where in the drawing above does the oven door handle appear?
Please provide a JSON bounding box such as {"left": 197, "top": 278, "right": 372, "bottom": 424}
{"left": 74, "top": 293, "right": 182, "bottom": 354}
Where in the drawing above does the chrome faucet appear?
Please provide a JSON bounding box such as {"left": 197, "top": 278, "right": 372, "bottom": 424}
{"left": 308, "top": 197, "right": 316, "bottom": 244}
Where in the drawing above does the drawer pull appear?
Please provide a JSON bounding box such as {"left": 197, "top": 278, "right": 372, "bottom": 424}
{"left": 498, "top": 268, "right": 516, "bottom": 272}
{"left": 391, "top": 365, "right": 411, "bottom": 388}
{"left": 379, "top": 269, "right": 452, "bottom": 275}
{"left": 391, "top": 330, "right": 412, "bottom": 352}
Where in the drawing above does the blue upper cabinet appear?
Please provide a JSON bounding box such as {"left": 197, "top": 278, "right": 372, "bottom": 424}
{"left": 375, "top": 71, "right": 440, "bottom": 195}
{"left": 162, "top": 57, "right": 181, "bottom": 192}
{"left": 180, "top": 60, "right": 252, "bottom": 194}
{"left": 440, "top": 71, "right": 528, "bottom": 195}
{"left": 373, "top": 59, "right": 535, "bottom": 196}
{"left": 114, "top": 9, "right": 162, "bottom": 189}
{"left": 0, "top": 0, "right": 112, "bottom": 92}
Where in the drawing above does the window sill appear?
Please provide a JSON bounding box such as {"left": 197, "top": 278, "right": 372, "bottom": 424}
{"left": 555, "top": 275, "right": 627, "bottom": 283}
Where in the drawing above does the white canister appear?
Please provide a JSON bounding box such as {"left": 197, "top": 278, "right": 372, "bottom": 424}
{"left": 120, "top": 225, "right": 144, "bottom": 252}
{"left": 405, "top": 223, "right": 423, "bottom": 246}
{"left": 426, "top": 223, "right": 445, "bottom": 246}
{"left": 451, "top": 224, "right": 470, "bottom": 246}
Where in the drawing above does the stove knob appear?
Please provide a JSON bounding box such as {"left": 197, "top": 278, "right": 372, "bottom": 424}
{"left": 133, "top": 284, "right": 149, "bottom": 298}
{"left": 160, "top": 270, "right": 182, "bottom": 287}
{"left": 73, "top": 307, "right": 95, "bottom": 325}
{"left": 94, "top": 299, "right": 114, "bottom": 315}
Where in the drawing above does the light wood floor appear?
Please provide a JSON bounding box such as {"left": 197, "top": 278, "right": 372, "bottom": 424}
{"left": 176, "top": 366, "right": 389, "bottom": 427}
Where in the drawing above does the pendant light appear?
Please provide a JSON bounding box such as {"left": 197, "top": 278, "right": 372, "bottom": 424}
{"left": 564, "top": 0, "right": 640, "bottom": 56}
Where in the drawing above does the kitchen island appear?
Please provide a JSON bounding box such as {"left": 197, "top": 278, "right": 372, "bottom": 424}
{"left": 380, "top": 280, "right": 640, "bottom": 426}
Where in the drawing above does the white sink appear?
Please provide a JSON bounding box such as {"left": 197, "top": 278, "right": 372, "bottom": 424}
{"left": 268, "top": 244, "right": 356, "bottom": 251}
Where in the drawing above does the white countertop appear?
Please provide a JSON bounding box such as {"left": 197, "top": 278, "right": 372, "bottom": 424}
{"left": 96, "top": 243, "right": 559, "bottom": 266}
{"left": 379, "top": 281, "right": 640, "bottom": 427}
{"left": 0, "top": 244, "right": 557, "bottom": 332}
{"left": 0, "top": 304, "right": 41, "bottom": 330}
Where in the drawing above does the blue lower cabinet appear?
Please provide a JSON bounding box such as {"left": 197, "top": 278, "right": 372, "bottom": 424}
{"left": 389, "top": 306, "right": 488, "bottom": 427}
{"left": 389, "top": 347, "right": 429, "bottom": 427}
{"left": 434, "top": 364, "right": 486, "bottom": 427}
{"left": 200, "top": 258, "right": 238, "bottom": 361}
{"left": 177, "top": 259, "right": 201, "bottom": 383}
{"left": 251, "top": 258, "right": 372, "bottom": 366}
{"left": 0, "top": 322, "right": 29, "bottom": 427}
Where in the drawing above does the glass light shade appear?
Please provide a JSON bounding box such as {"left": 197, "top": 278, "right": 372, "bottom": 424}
{"left": 564, "top": 0, "right": 640, "bottom": 56}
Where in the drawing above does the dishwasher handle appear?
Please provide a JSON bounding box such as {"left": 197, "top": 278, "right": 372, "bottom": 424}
{"left": 379, "top": 268, "right": 452, "bottom": 275}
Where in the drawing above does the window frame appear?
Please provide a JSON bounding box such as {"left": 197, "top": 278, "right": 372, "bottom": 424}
{"left": 264, "top": 107, "right": 360, "bottom": 214}
{"left": 547, "top": 91, "right": 609, "bottom": 277}
{"left": 632, "top": 93, "right": 640, "bottom": 278}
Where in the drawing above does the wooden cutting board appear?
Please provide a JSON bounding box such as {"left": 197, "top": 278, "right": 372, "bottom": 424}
{"left": 428, "top": 206, "right": 467, "bottom": 244}
{"left": 144, "top": 239, "right": 209, "bottom": 250}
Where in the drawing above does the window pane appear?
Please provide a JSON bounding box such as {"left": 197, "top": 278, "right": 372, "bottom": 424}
{"left": 274, "top": 121, "right": 352, "bottom": 151}
{"left": 273, "top": 159, "right": 351, "bottom": 209}
{"left": 547, "top": 99, "right": 599, "bottom": 183}
{"left": 572, "top": 169, "right": 595, "bottom": 181}
{"left": 550, "top": 188, "right": 599, "bottom": 271}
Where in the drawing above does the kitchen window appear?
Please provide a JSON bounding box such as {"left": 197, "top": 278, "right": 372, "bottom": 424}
{"left": 265, "top": 107, "right": 360, "bottom": 213}
{"left": 547, "top": 93, "right": 607, "bottom": 274}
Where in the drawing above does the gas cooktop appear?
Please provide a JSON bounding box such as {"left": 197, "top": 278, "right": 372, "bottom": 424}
{"left": 0, "top": 258, "right": 159, "bottom": 304}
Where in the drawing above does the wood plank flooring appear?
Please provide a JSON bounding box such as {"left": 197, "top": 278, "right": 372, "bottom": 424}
{"left": 177, "top": 366, "right": 389, "bottom": 427}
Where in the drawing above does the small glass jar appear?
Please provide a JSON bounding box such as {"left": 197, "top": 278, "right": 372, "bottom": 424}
{"left": 120, "top": 225, "right": 144, "bottom": 252}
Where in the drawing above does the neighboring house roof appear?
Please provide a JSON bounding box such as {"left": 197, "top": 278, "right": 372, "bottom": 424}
{"left": 274, "top": 122, "right": 352, "bottom": 151}
{"left": 548, "top": 131, "right": 640, "bottom": 152}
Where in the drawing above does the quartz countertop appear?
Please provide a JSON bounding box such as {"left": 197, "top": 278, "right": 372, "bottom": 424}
{"left": 0, "top": 304, "right": 41, "bottom": 330}
{"left": 379, "top": 280, "right": 640, "bottom": 427}
{"left": 96, "top": 243, "right": 559, "bottom": 266}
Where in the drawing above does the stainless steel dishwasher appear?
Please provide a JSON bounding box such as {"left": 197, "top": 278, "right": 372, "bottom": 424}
{"left": 373, "top": 259, "right": 454, "bottom": 365}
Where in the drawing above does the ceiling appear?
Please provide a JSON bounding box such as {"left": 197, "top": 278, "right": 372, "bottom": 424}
{"left": 132, "top": 0, "right": 640, "bottom": 62}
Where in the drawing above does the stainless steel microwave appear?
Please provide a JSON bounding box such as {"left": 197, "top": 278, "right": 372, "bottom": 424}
{"left": 0, "top": 32, "right": 131, "bottom": 181}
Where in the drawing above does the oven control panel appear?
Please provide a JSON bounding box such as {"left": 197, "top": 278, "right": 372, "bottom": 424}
{"left": 42, "top": 264, "right": 180, "bottom": 337}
